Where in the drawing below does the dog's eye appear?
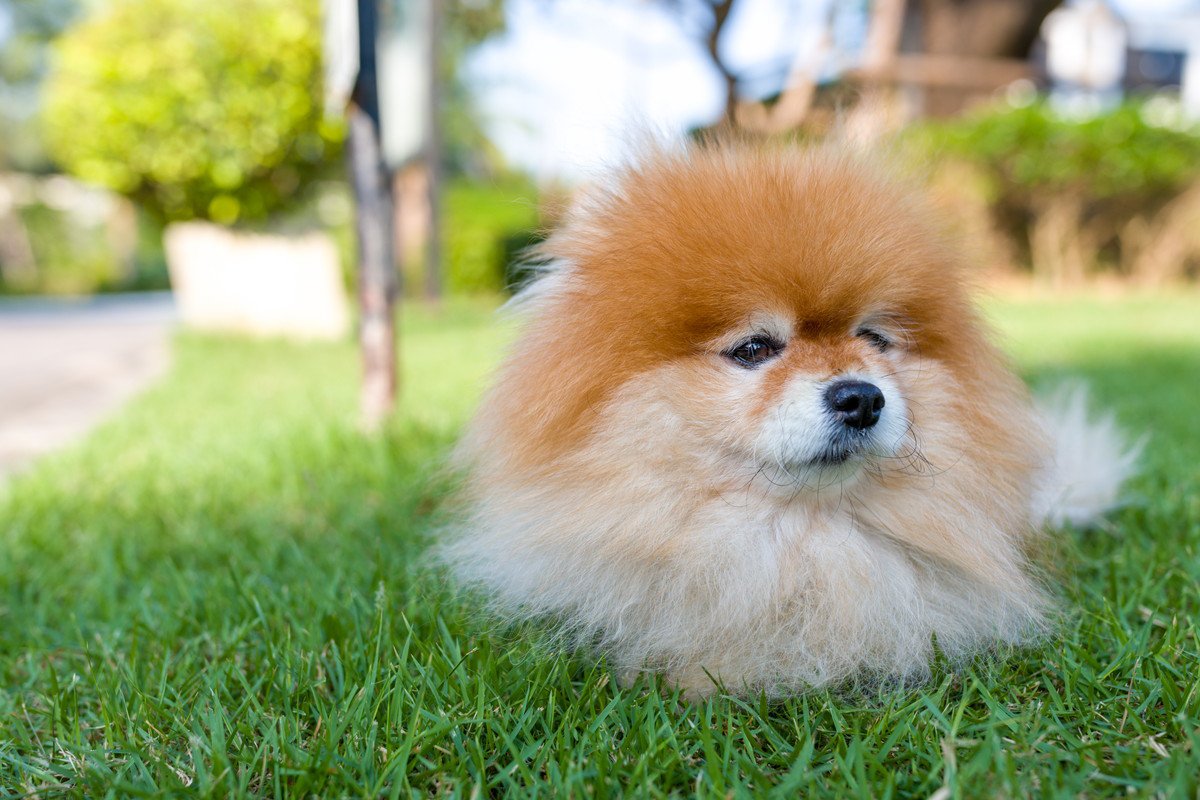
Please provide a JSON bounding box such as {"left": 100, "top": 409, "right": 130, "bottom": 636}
{"left": 856, "top": 328, "right": 891, "bottom": 352}
{"left": 727, "top": 336, "right": 782, "bottom": 367}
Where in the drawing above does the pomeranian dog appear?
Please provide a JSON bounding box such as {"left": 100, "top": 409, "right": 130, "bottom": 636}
{"left": 444, "top": 140, "right": 1135, "bottom": 696}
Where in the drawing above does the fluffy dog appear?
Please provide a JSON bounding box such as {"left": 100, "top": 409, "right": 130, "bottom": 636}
{"left": 444, "top": 141, "right": 1135, "bottom": 696}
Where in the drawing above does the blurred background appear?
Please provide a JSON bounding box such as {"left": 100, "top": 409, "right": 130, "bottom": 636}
{"left": 3, "top": 5, "right": 1200, "bottom": 792}
{"left": 1, "top": 0, "right": 1199, "bottom": 467}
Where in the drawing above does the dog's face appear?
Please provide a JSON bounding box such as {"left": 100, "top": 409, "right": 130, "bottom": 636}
{"left": 669, "top": 306, "right": 912, "bottom": 490}
{"left": 480, "top": 146, "right": 1011, "bottom": 499}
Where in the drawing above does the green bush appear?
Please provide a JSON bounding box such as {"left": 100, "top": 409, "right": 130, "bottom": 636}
{"left": 42, "top": 0, "right": 343, "bottom": 225}
{"left": 2, "top": 203, "right": 119, "bottom": 294}
{"left": 909, "top": 101, "right": 1200, "bottom": 283}
{"left": 441, "top": 178, "right": 541, "bottom": 295}
{"left": 917, "top": 100, "right": 1200, "bottom": 203}
{"left": 0, "top": 187, "right": 169, "bottom": 297}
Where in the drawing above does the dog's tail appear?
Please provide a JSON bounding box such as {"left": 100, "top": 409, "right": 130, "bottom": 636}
{"left": 1029, "top": 383, "right": 1141, "bottom": 528}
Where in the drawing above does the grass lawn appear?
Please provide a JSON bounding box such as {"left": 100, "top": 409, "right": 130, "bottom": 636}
{"left": 1, "top": 291, "right": 1198, "bottom": 798}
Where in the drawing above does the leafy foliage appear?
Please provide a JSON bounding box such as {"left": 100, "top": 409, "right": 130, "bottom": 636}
{"left": 442, "top": 177, "right": 541, "bottom": 294}
{"left": 0, "top": 174, "right": 170, "bottom": 296}
{"left": 919, "top": 100, "right": 1200, "bottom": 202}
{"left": 909, "top": 101, "right": 1200, "bottom": 282}
{"left": 42, "top": 0, "right": 343, "bottom": 225}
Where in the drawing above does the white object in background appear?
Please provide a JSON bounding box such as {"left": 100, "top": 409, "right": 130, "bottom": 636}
{"left": 1043, "top": 0, "right": 1128, "bottom": 90}
{"left": 377, "top": 0, "right": 430, "bottom": 169}
{"left": 165, "top": 223, "right": 350, "bottom": 341}
{"left": 1184, "top": 51, "right": 1200, "bottom": 117}
{"left": 322, "top": 0, "right": 360, "bottom": 115}
{"left": 1043, "top": 0, "right": 1128, "bottom": 116}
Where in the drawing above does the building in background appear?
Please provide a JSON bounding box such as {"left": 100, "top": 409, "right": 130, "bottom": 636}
{"left": 1121, "top": 5, "right": 1200, "bottom": 116}
{"left": 1043, "top": 0, "right": 1200, "bottom": 118}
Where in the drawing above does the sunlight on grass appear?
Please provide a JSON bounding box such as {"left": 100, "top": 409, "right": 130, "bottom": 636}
{"left": 0, "top": 293, "right": 1197, "bottom": 796}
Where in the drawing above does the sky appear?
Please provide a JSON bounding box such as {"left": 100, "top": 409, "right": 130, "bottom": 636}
{"left": 466, "top": 0, "right": 1200, "bottom": 180}
{"left": 465, "top": 0, "right": 857, "bottom": 179}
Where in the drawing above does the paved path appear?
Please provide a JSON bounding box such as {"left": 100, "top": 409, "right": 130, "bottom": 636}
{"left": 0, "top": 293, "right": 175, "bottom": 478}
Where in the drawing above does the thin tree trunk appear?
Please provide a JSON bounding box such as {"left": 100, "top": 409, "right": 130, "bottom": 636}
{"left": 741, "top": 10, "right": 833, "bottom": 133}
{"left": 845, "top": 0, "right": 908, "bottom": 141}
{"left": 347, "top": 104, "right": 397, "bottom": 430}
{"left": 424, "top": 0, "right": 443, "bottom": 301}
{"left": 861, "top": 0, "right": 906, "bottom": 75}
{"left": 1122, "top": 183, "right": 1200, "bottom": 285}
{"left": 1030, "top": 194, "right": 1092, "bottom": 286}
{"left": 105, "top": 197, "right": 139, "bottom": 285}
{"left": 0, "top": 209, "right": 38, "bottom": 287}
{"left": 347, "top": 0, "right": 398, "bottom": 430}
{"left": 705, "top": 0, "right": 738, "bottom": 125}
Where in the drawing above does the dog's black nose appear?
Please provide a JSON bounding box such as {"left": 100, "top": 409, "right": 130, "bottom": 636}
{"left": 824, "top": 380, "right": 885, "bottom": 429}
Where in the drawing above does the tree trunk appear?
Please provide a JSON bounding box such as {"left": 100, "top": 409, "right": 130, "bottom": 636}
{"left": 393, "top": 162, "right": 429, "bottom": 291}
{"left": 705, "top": 0, "right": 739, "bottom": 126}
{"left": 844, "top": 0, "right": 909, "bottom": 141}
{"left": 348, "top": 103, "right": 398, "bottom": 431}
{"left": 1121, "top": 183, "right": 1200, "bottom": 285}
{"left": 1029, "top": 194, "right": 1092, "bottom": 286}
{"left": 424, "top": 0, "right": 444, "bottom": 301}
{"left": 862, "top": 0, "right": 907, "bottom": 75}
{"left": 105, "top": 196, "right": 139, "bottom": 285}
{"left": 0, "top": 208, "right": 38, "bottom": 288}
{"left": 739, "top": 5, "right": 835, "bottom": 134}
{"left": 347, "top": 0, "right": 398, "bottom": 430}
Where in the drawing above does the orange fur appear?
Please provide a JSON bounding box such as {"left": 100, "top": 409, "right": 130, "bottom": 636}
{"left": 445, "top": 141, "right": 1059, "bottom": 696}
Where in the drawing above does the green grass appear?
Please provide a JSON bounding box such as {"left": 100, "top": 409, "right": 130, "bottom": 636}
{"left": 1, "top": 292, "right": 1198, "bottom": 798}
